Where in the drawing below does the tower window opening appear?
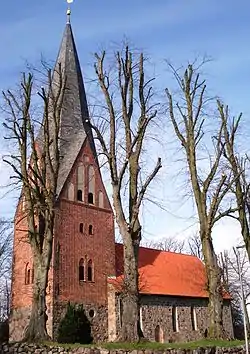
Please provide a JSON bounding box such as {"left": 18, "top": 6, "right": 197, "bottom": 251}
{"left": 79, "top": 258, "right": 85, "bottom": 281}
{"left": 88, "top": 225, "right": 93, "bottom": 235}
{"left": 88, "top": 192, "right": 94, "bottom": 204}
{"left": 77, "top": 189, "right": 83, "bottom": 201}
{"left": 79, "top": 223, "right": 84, "bottom": 233}
{"left": 87, "top": 259, "right": 93, "bottom": 281}
{"left": 25, "top": 263, "right": 31, "bottom": 285}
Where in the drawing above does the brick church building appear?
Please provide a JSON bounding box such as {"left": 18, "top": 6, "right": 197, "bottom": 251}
{"left": 9, "top": 15, "right": 234, "bottom": 343}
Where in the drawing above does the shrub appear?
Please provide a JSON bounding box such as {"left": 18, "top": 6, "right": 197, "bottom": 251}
{"left": 0, "top": 319, "right": 9, "bottom": 343}
{"left": 57, "top": 303, "right": 93, "bottom": 344}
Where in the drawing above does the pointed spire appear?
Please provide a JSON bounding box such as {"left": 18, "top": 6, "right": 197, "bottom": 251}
{"left": 51, "top": 15, "right": 98, "bottom": 196}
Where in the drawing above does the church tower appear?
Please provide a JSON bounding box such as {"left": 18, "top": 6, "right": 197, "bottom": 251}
{"left": 10, "top": 13, "right": 116, "bottom": 342}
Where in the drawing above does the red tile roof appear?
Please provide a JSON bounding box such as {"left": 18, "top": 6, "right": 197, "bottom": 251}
{"left": 113, "top": 243, "right": 229, "bottom": 299}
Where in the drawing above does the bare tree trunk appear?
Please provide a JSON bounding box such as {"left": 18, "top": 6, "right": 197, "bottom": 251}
{"left": 24, "top": 218, "right": 53, "bottom": 341}
{"left": 24, "top": 255, "right": 49, "bottom": 341}
{"left": 201, "top": 233, "right": 224, "bottom": 338}
{"left": 92, "top": 48, "right": 161, "bottom": 342}
{"left": 3, "top": 69, "right": 65, "bottom": 341}
{"left": 121, "top": 236, "right": 140, "bottom": 341}
{"left": 166, "top": 64, "right": 236, "bottom": 339}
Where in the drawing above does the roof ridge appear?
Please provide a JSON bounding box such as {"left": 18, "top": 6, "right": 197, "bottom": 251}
{"left": 115, "top": 242, "right": 203, "bottom": 261}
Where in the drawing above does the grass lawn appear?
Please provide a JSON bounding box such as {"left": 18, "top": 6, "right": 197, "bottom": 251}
{"left": 45, "top": 339, "right": 245, "bottom": 350}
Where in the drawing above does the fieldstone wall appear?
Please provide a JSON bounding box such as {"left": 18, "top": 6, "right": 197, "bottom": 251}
{"left": 0, "top": 343, "right": 247, "bottom": 354}
{"left": 9, "top": 307, "right": 31, "bottom": 342}
{"left": 53, "top": 301, "right": 109, "bottom": 342}
{"left": 115, "top": 295, "right": 233, "bottom": 342}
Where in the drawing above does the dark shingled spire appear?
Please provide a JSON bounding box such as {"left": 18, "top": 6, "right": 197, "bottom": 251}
{"left": 53, "top": 22, "right": 97, "bottom": 196}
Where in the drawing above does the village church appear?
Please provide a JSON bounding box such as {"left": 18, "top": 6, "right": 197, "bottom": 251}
{"left": 9, "top": 13, "right": 234, "bottom": 343}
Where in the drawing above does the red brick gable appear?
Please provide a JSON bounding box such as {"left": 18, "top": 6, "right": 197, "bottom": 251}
{"left": 114, "top": 243, "right": 229, "bottom": 299}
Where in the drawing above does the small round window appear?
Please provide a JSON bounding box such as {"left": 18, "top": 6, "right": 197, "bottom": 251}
{"left": 89, "top": 309, "right": 95, "bottom": 318}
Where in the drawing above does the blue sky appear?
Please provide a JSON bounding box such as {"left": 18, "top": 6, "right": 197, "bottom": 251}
{"left": 0, "top": 0, "right": 250, "bottom": 251}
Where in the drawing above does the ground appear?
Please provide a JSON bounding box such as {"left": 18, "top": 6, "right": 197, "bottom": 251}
{"left": 45, "top": 339, "right": 245, "bottom": 350}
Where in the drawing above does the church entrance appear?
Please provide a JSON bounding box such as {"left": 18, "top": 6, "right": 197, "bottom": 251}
{"left": 155, "top": 325, "right": 164, "bottom": 342}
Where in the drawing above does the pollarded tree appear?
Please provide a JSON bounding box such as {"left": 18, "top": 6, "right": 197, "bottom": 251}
{"left": 165, "top": 63, "right": 237, "bottom": 338}
{"left": 91, "top": 47, "right": 162, "bottom": 342}
{"left": 218, "top": 102, "right": 250, "bottom": 261}
{"left": 2, "top": 67, "right": 66, "bottom": 341}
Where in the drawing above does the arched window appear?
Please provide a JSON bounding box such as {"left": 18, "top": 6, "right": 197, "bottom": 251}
{"left": 77, "top": 163, "right": 84, "bottom": 202}
{"left": 119, "top": 297, "right": 123, "bottom": 327}
{"left": 31, "top": 267, "right": 34, "bottom": 284}
{"left": 79, "top": 223, "right": 84, "bottom": 233}
{"left": 172, "top": 306, "right": 179, "bottom": 332}
{"left": 22, "top": 195, "right": 26, "bottom": 212}
{"left": 88, "top": 192, "right": 94, "bottom": 204}
{"left": 25, "top": 263, "right": 31, "bottom": 285}
{"left": 139, "top": 307, "right": 143, "bottom": 332}
{"left": 77, "top": 189, "right": 83, "bottom": 201}
{"left": 88, "top": 165, "right": 95, "bottom": 204}
{"left": 79, "top": 258, "right": 85, "bottom": 281}
{"left": 191, "top": 306, "right": 197, "bottom": 331}
{"left": 98, "top": 191, "right": 104, "bottom": 208}
{"left": 68, "top": 182, "right": 75, "bottom": 201}
{"left": 88, "top": 225, "right": 93, "bottom": 235}
{"left": 87, "top": 259, "right": 93, "bottom": 281}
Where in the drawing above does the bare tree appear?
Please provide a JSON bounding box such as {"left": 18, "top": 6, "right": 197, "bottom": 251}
{"left": 186, "top": 233, "right": 203, "bottom": 260}
{"left": 2, "top": 67, "right": 66, "bottom": 341}
{"left": 165, "top": 63, "right": 237, "bottom": 338}
{"left": 143, "top": 235, "right": 185, "bottom": 253}
{"left": 219, "top": 249, "right": 250, "bottom": 337}
{"left": 0, "top": 219, "right": 12, "bottom": 319}
{"left": 218, "top": 102, "right": 250, "bottom": 261}
{"left": 91, "top": 47, "right": 162, "bottom": 341}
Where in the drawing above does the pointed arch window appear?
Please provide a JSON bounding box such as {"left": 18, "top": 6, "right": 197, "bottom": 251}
{"left": 119, "top": 297, "right": 123, "bottom": 327}
{"left": 77, "top": 189, "right": 83, "bottom": 201}
{"left": 77, "top": 163, "right": 84, "bottom": 202}
{"left": 191, "top": 306, "right": 198, "bottom": 330}
{"left": 22, "top": 195, "right": 26, "bottom": 212}
{"left": 88, "top": 224, "right": 93, "bottom": 235}
{"left": 98, "top": 191, "right": 104, "bottom": 208}
{"left": 79, "top": 258, "right": 85, "bottom": 281}
{"left": 68, "top": 182, "right": 75, "bottom": 201}
{"left": 172, "top": 306, "right": 179, "bottom": 332}
{"left": 87, "top": 259, "right": 93, "bottom": 281}
{"left": 88, "top": 192, "right": 94, "bottom": 204}
{"left": 25, "top": 263, "right": 31, "bottom": 285}
{"left": 88, "top": 165, "right": 95, "bottom": 204}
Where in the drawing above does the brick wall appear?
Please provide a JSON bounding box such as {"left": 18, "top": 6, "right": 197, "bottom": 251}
{"left": 10, "top": 139, "right": 116, "bottom": 342}
{"left": 52, "top": 139, "right": 115, "bottom": 341}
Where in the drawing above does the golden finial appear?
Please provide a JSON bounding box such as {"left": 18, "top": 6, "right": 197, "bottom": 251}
{"left": 66, "top": 0, "right": 73, "bottom": 24}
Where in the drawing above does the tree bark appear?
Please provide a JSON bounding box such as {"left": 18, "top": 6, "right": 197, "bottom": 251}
{"left": 121, "top": 237, "right": 140, "bottom": 342}
{"left": 202, "top": 233, "right": 224, "bottom": 338}
{"left": 23, "top": 255, "right": 49, "bottom": 341}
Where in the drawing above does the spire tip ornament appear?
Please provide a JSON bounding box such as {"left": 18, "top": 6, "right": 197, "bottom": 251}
{"left": 66, "top": 0, "right": 73, "bottom": 23}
